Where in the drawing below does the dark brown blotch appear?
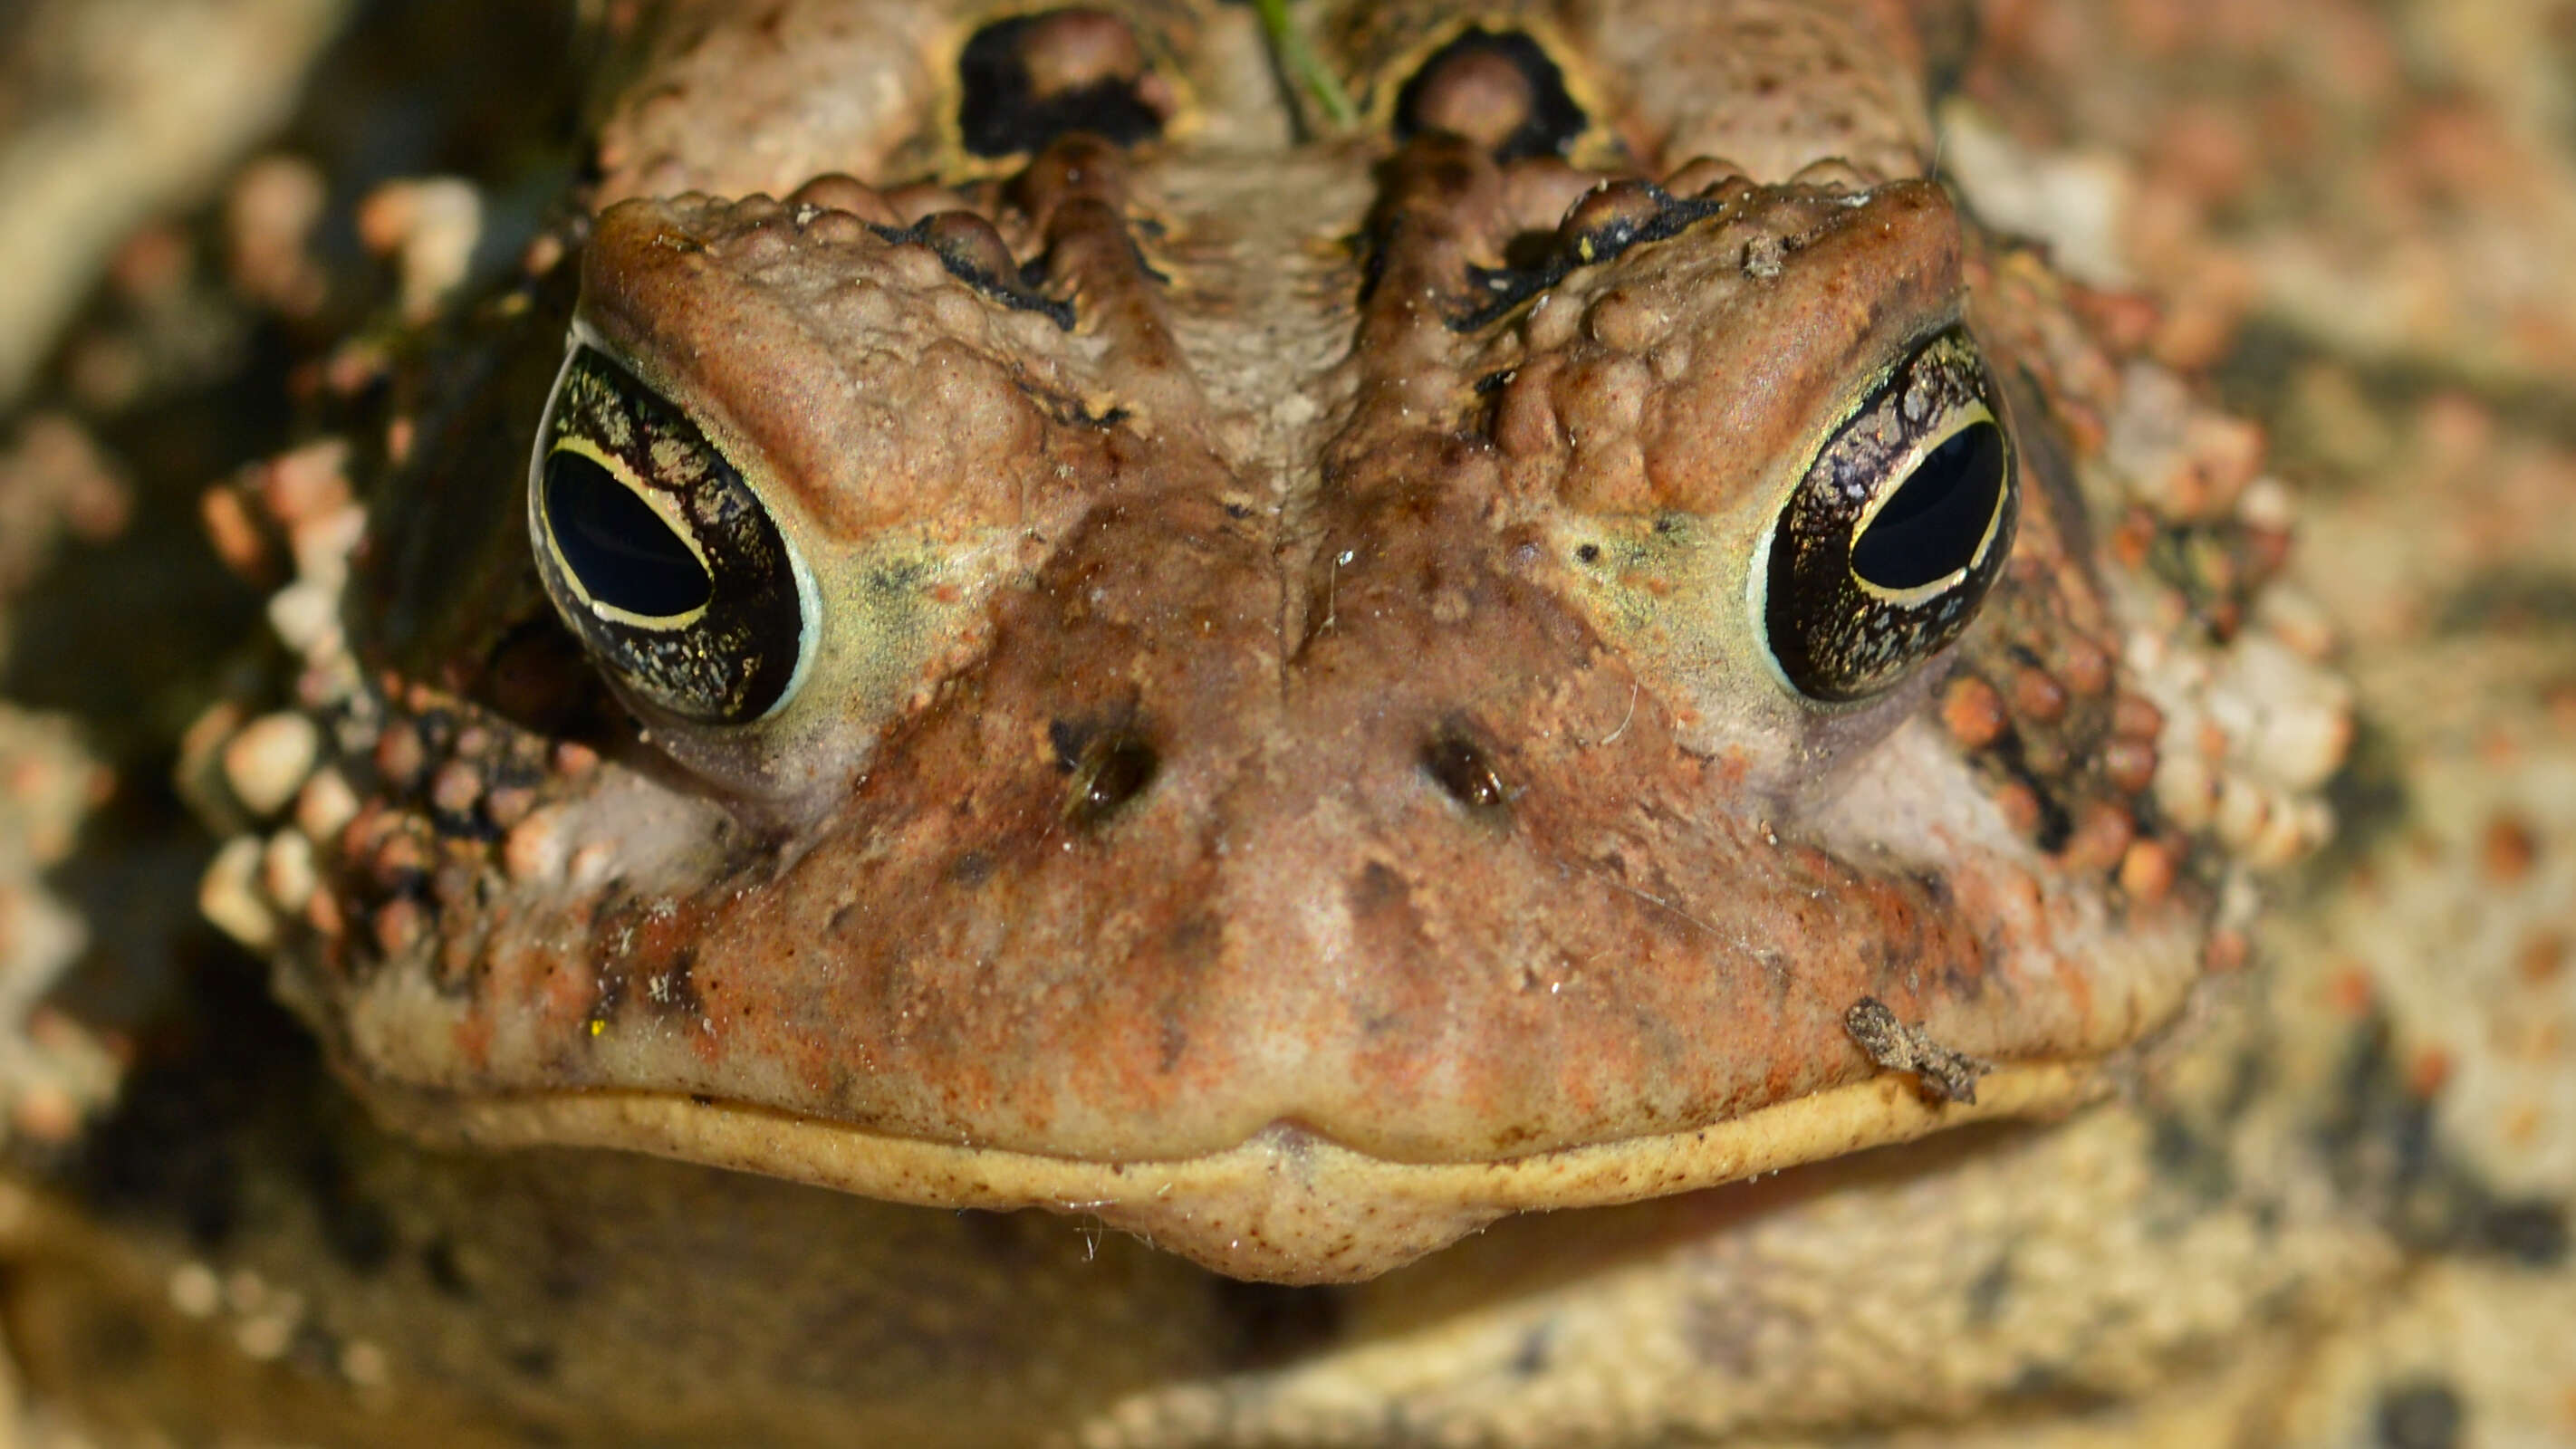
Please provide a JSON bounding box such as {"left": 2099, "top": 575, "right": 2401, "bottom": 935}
{"left": 1349, "top": 859, "right": 1408, "bottom": 918}
{"left": 947, "top": 849, "right": 995, "bottom": 888}
{"left": 2374, "top": 1379, "right": 2464, "bottom": 1449}
{"left": 1393, "top": 28, "right": 1587, "bottom": 162}
{"left": 957, "top": 8, "right": 1169, "bottom": 158}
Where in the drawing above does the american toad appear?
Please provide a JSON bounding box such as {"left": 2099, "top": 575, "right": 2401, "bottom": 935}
{"left": 10, "top": 0, "right": 2569, "bottom": 1444}
{"left": 207, "top": 0, "right": 2333, "bottom": 1288}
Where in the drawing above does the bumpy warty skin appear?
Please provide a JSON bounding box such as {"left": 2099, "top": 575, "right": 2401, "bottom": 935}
{"left": 235, "top": 0, "right": 2311, "bottom": 1283}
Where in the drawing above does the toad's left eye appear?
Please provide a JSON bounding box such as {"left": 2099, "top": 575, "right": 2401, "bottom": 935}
{"left": 529, "top": 344, "right": 812, "bottom": 725}
{"left": 1754, "top": 328, "right": 2018, "bottom": 704}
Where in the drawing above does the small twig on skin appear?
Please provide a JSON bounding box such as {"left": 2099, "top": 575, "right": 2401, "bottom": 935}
{"left": 1844, "top": 996, "right": 1993, "bottom": 1105}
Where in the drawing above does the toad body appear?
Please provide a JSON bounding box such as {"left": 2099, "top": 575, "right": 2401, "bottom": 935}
{"left": 260, "top": 0, "right": 2276, "bottom": 1283}
{"left": 21, "top": 2, "right": 2405, "bottom": 1444}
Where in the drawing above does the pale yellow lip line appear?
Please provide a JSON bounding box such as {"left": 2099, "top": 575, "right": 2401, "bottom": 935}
{"left": 396, "top": 1058, "right": 2112, "bottom": 1282}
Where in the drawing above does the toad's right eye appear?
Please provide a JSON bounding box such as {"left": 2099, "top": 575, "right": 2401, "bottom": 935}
{"left": 529, "top": 344, "right": 812, "bottom": 725}
{"left": 1753, "top": 327, "right": 2018, "bottom": 705}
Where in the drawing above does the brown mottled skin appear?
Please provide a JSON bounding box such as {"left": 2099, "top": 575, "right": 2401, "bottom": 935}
{"left": 284, "top": 0, "right": 2233, "bottom": 1284}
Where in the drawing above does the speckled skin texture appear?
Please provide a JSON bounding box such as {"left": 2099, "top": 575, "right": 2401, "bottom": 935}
{"left": 11, "top": 0, "right": 2566, "bottom": 1444}
{"left": 230, "top": 0, "right": 2286, "bottom": 1284}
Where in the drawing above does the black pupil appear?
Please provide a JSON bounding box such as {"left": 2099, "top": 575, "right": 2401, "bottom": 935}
{"left": 1850, "top": 420, "right": 2005, "bottom": 592}
{"left": 544, "top": 450, "right": 713, "bottom": 618}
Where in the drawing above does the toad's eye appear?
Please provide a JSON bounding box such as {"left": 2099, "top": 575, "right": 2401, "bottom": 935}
{"left": 1755, "top": 328, "right": 2018, "bottom": 703}
{"left": 529, "top": 344, "right": 812, "bottom": 725}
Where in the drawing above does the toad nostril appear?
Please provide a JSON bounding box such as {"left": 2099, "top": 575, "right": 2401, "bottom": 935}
{"left": 1421, "top": 731, "right": 1510, "bottom": 817}
{"left": 958, "top": 9, "right": 1168, "bottom": 158}
{"left": 1065, "top": 730, "right": 1159, "bottom": 829}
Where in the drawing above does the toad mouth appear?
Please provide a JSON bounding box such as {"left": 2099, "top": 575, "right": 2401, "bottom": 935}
{"left": 391, "top": 1058, "right": 2110, "bottom": 1283}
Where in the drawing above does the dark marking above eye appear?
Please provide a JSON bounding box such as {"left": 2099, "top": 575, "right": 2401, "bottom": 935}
{"left": 870, "top": 213, "right": 1077, "bottom": 328}
{"left": 920, "top": 210, "right": 1022, "bottom": 283}
{"left": 543, "top": 450, "right": 712, "bottom": 618}
{"left": 1422, "top": 731, "right": 1509, "bottom": 815}
{"left": 1555, "top": 180, "right": 1669, "bottom": 260}
{"left": 1852, "top": 419, "right": 2007, "bottom": 592}
{"left": 957, "top": 9, "right": 1166, "bottom": 158}
{"left": 1065, "top": 729, "right": 1159, "bottom": 829}
{"left": 1452, "top": 180, "right": 1728, "bottom": 331}
{"left": 1394, "top": 28, "right": 1587, "bottom": 162}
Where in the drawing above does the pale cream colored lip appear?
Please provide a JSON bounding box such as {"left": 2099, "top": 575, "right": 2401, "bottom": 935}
{"left": 389, "top": 1058, "right": 2111, "bottom": 1285}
